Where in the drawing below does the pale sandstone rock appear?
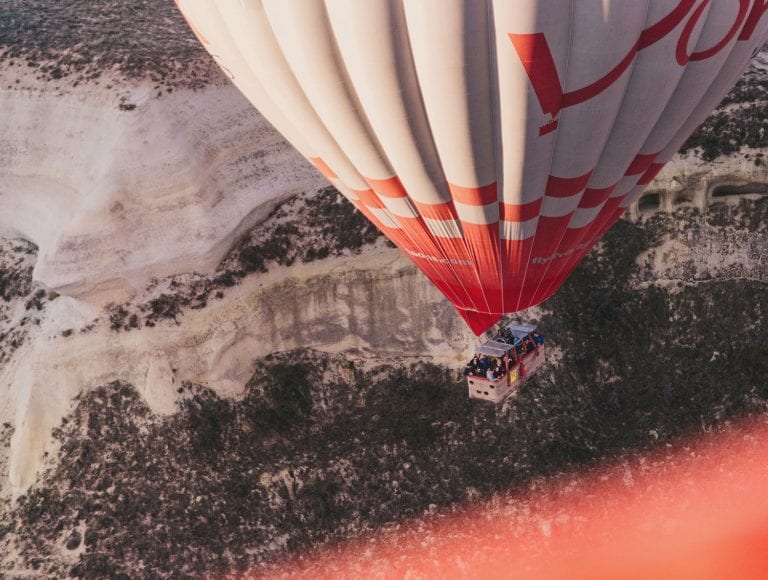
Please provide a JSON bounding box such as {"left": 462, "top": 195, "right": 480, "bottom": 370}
{"left": 0, "top": 80, "right": 326, "bottom": 304}
{"left": 0, "top": 248, "right": 475, "bottom": 494}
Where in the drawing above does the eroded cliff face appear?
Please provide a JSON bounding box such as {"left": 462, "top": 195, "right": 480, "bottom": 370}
{"left": 0, "top": 237, "right": 478, "bottom": 491}
{"left": 0, "top": 80, "right": 327, "bottom": 304}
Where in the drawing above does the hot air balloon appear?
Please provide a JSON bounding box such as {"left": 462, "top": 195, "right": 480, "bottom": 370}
{"left": 175, "top": 0, "right": 768, "bottom": 335}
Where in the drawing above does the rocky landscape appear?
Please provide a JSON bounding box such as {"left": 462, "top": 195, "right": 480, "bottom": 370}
{"left": 1, "top": 1, "right": 768, "bottom": 578}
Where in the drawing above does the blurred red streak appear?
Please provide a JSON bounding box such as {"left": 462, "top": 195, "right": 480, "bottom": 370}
{"left": 241, "top": 417, "right": 768, "bottom": 579}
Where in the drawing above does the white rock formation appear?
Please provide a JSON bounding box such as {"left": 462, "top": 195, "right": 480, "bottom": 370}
{"left": 631, "top": 152, "right": 768, "bottom": 216}
{"left": 0, "top": 74, "right": 480, "bottom": 495}
{"left": 0, "top": 245, "right": 479, "bottom": 493}
{"left": 0, "top": 76, "right": 325, "bottom": 304}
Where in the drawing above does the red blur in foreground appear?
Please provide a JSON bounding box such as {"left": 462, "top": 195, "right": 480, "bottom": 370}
{"left": 247, "top": 418, "right": 768, "bottom": 579}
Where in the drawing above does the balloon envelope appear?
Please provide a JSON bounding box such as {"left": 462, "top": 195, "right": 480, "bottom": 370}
{"left": 176, "top": 0, "right": 768, "bottom": 334}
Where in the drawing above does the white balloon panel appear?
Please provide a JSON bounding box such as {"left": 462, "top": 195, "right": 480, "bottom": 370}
{"left": 177, "top": 0, "right": 768, "bottom": 334}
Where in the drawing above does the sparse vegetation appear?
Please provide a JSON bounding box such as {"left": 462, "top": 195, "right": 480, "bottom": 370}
{"left": 107, "top": 304, "right": 129, "bottom": 331}
{"left": 0, "top": 1, "right": 215, "bottom": 89}
{"left": 0, "top": 239, "right": 40, "bottom": 363}
{"left": 681, "top": 105, "right": 768, "bottom": 161}
{"left": 145, "top": 294, "right": 181, "bottom": 323}
{"left": 0, "top": 243, "right": 35, "bottom": 302}
{"left": 228, "top": 186, "right": 383, "bottom": 277}
{"left": 681, "top": 56, "right": 768, "bottom": 162}
{"left": 244, "top": 363, "right": 314, "bottom": 433}
{"left": 104, "top": 187, "right": 385, "bottom": 332}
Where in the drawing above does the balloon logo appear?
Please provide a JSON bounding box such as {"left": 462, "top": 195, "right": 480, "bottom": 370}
{"left": 176, "top": 0, "right": 768, "bottom": 334}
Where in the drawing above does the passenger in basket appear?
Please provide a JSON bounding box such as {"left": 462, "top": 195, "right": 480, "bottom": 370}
{"left": 464, "top": 354, "right": 480, "bottom": 376}
{"left": 469, "top": 355, "right": 484, "bottom": 377}
{"left": 532, "top": 331, "right": 544, "bottom": 346}
{"left": 463, "top": 361, "right": 472, "bottom": 376}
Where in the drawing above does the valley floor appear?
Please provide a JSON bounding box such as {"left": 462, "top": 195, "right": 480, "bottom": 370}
{"left": 2, "top": 199, "right": 767, "bottom": 578}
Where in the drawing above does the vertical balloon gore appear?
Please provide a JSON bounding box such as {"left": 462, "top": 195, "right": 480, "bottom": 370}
{"left": 176, "top": 0, "right": 768, "bottom": 335}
